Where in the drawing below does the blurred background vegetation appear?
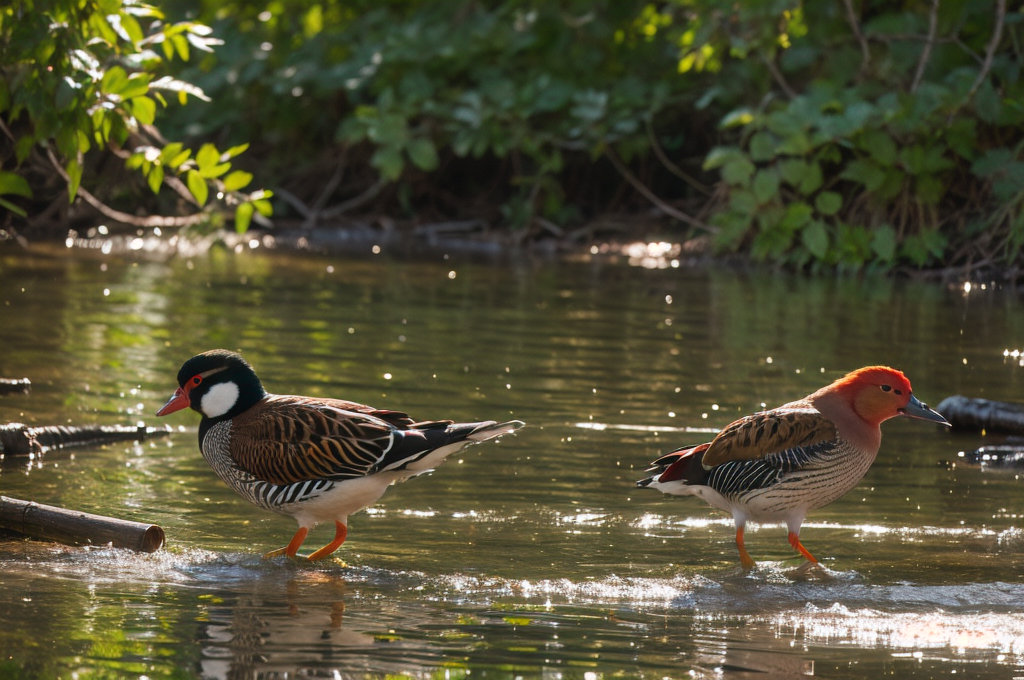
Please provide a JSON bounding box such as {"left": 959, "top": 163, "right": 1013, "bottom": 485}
{"left": 1, "top": 0, "right": 1022, "bottom": 272}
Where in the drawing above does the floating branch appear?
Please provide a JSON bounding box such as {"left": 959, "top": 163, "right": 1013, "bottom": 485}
{"left": 936, "top": 395, "right": 1024, "bottom": 434}
{"left": 0, "top": 378, "right": 31, "bottom": 396}
{"left": 958, "top": 445, "right": 1024, "bottom": 469}
{"left": 0, "top": 496, "right": 164, "bottom": 552}
{"left": 0, "top": 423, "right": 171, "bottom": 456}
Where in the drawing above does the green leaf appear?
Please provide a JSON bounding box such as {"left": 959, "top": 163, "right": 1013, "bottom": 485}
{"left": 406, "top": 137, "right": 439, "bottom": 171}
{"left": 222, "top": 143, "right": 250, "bottom": 160}
{"left": 703, "top": 146, "right": 744, "bottom": 170}
{"left": 199, "top": 163, "right": 231, "bottom": 179}
{"left": 765, "top": 110, "right": 802, "bottom": 137}
{"left": 66, "top": 159, "right": 82, "bottom": 203}
{"left": 159, "top": 143, "right": 183, "bottom": 165}
{"left": 840, "top": 158, "right": 886, "bottom": 192}
{"left": 196, "top": 143, "right": 220, "bottom": 171}
{"left": 900, "top": 145, "right": 953, "bottom": 176}
{"left": 129, "top": 96, "right": 156, "bottom": 125}
{"left": 971, "top": 149, "right": 1013, "bottom": 178}
{"left": 860, "top": 130, "right": 897, "bottom": 166}
{"left": 168, "top": 149, "right": 192, "bottom": 169}
{"left": 372, "top": 145, "right": 405, "bottom": 181}
{"left": 0, "top": 197, "right": 27, "bottom": 217}
{"left": 777, "top": 159, "right": 807, "bottom": 187}
{"left": 118, "top": 73, "right": 151, "bottom": 100}
{"left": 871, "top": 224, "right": 897, "bottom": 261}
{"left": 235, "top": 203, "right": 253, "bottom": 233}
{"left": 367, "top": 114, "right": 409, "bottom": 146}
{"left": 147, "top": 163, "right": 163, "bottom": 194}
{"left": 719, "top": 108, "right": 754, "bottom": 129}
{"left": 814, "top": 191, "right": 842, "bottom": 215}
{"left": 779, "top": 202, "right": 813, "bottom": 233}
{"left": 975, "top": 79, "right": 1001, "bottom": 124}
{"left": 253, "top": 198, "right": 273, "bottom": 216}
{"left": 187, "top": 169, "right": 208, "bottom": 206}
{"left": 799, "top": 162, "right": 823, "bottom": 194}
{"left": 721, "top": 157, "right": 755, "bottom": 186}
{"left": 100, "top": 66, "right": 128, "bottom": 95}
{"left": 223, "top": 170, "right": 253, "bottom": 191}
{"left": 801, "top": 220, "right": 829, "bottom": 259}
{"left": 752, "top": 167, "right": 780, "bottom": 204}
{"left": 748, "top": 131, "right": 776, "bottom": 162}
{"left": 0, "top": 171, "right": 32, "bottom": 198}
{"left": 775, "top": 132, "right": 812, "bottom": 156}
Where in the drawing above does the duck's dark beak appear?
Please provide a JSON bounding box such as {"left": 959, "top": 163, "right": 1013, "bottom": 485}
{"left": 899, "top": 394, "right": 951, "bottom": 426}
{"left": 156, "top": 386, "right": 190, "bottom": 416}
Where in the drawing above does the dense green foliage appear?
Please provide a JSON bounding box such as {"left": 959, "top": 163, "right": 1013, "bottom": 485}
{"left": 0, "top": 0, "right": 270, "bottom": 228}
{"left": 3, "top": 1, "right": 1024, "bottom": 271}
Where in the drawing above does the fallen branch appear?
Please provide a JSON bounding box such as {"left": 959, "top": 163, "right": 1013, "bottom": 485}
{"left": 0, "top": 379, "right": 30, "bottom": 396}
{"left": 0, "top": 495, "right": 164, "bottom": 552}
{"left": 604, "top": 147, "right": 713, "bottom": 231}
{"left": 936, "top": 395, "right": 1024, "bottom": 434}
{"left": 644, "top": 119, "right": 711, "bottom": 196}
{"left": 46, "top": 148, "right": 210, "bottom": 228}
{"left": 0, "top": 422, "right": 171, "bottom": 456}
{"left": 958, "top": 445, "right": 1024, "bottom": 469}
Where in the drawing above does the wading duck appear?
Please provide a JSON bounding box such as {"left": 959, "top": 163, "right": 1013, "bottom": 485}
{"left": 637, "top": 366, "right": 949, "bottom": 569}
{"left": 156, "top": 350, "right": 523, "bottom": 560}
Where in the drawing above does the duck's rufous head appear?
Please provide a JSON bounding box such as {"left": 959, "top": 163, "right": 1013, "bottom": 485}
{"left": 826, "top": 366, "right": 949, "bottom": 428}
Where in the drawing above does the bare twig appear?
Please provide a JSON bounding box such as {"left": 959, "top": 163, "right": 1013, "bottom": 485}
{"left": 865, "top": 33, "right": 983, "bottom": 64}
{"left": 0, "top": 117, "right": 15, "bottom": 143}
{"left": 966, "top": 0, "right": 1006, "bottom": 101}
{"left": 310, "top": 147, "right": 349, "bottom": 214}
{"left": 911, "top": 0, "right": 940, "bottom": 92}
{"left": 843, "top": 0, "right": 871, "bottom": 75}
{"left": 760, "top": 52, "right": 797, "bottom": 99}
{"left": 46, "top": 148, "right": 210, "bottom": 228}
{"left": 604, "top": 147, "right": 713, "bottom": 231}
{"left": 319, "top": 177, "right": 388, "bottom": 219}
{"left": 645, "top": 119, "right": 711, "bottom": 196}
{"left": 274, "top": 187, "right": 313, "bottom": 219}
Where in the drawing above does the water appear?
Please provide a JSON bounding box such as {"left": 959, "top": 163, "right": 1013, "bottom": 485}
{"left": 1, "top": 245, "right": 1023, "bottom": 679}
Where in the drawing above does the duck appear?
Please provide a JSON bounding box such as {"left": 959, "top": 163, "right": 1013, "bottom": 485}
{"left": 156, "top": 349, "right": 523, "bottom": 560}
{"left": 637, "top": 366, "right": 949, "bottom": 569}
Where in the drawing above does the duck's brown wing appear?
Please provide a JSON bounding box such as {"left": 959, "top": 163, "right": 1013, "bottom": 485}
{"left": 701, "top": 405, "right": 837, "bottom": 468}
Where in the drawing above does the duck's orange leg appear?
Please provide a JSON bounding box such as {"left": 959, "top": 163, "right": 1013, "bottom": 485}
{"left": 307, "top": 521, "right": 348, "bottom": 562}
{"left": 263, "top": 527, "right": 309, "bottom": 559}
{"left": 788, "top": 531, "right": 818, "bottom": 564}
{"left": 736, "top": 526, "right": 756, "bottom": 570}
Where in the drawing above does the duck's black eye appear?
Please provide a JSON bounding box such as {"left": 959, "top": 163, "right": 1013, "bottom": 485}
{"left": 880, "top": 385, "right": 892, "bottom": 392}
{"left": 192, "top": 376, "right": 202, "bottom": 386}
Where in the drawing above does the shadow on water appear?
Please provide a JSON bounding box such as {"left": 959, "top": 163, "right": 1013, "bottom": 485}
{"left": 2, "top": 248, "right": 1024, "bottom": 677}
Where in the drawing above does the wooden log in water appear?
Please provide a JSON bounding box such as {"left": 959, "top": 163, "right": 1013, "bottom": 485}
{"left": 0, "top": 378, "right": 31, "bottom": 396}
{"left": 957, "top": 445, "right": 1024, "bottom": 468}
{"left": 935, "top": 395, "right": 1024, "bottom": 434}
{"left": 0, "top": 422, "right": 171, "bottom": 456}
{"left": 0, "top": 496, "right": 165, "bottom": 552}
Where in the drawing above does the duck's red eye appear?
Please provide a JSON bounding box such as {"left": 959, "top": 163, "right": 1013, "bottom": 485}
{"left": 191, "top": 376, "right": 202, "bottom": 386}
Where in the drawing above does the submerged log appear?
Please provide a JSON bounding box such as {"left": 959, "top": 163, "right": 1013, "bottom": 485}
{"left": 0, "top": 422, "right": 171, "bottom": 456}
{"left": 0, "top": 496, "right": 165, "bottom": 552}
{"left": 957, "top": 445, "right": 1024, "bottom": 469}
{"left": 0, "top": 378, "right": 31, "bottom": 396}
{"left": 935, "top": 396, "right": 1024, "bottom": 434}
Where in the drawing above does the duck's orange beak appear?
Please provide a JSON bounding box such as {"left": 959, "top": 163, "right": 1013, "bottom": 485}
{"left": 156, "top": 386, "right": 190, "bottom": 416}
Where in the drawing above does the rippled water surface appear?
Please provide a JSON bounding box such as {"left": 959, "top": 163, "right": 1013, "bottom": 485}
{"left": 2, "top": 246, "right": 1024, "bottom": 679}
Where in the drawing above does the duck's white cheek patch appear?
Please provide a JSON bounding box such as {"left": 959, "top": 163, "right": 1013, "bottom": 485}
{"left": 201, "top": 381, "right": 239, "bottom": 418}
